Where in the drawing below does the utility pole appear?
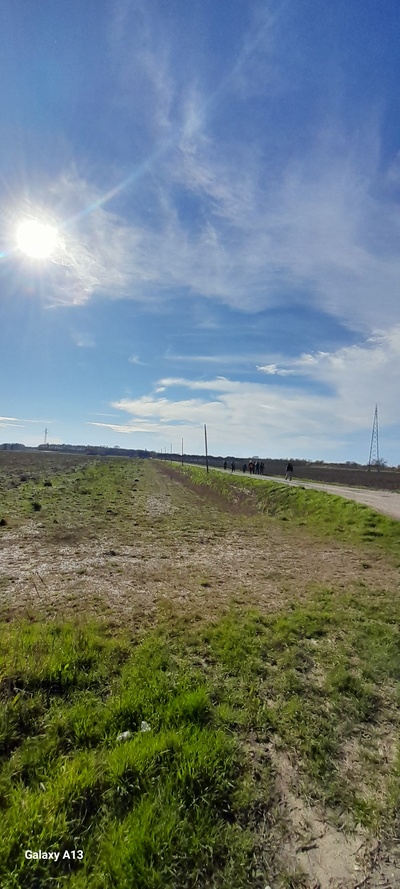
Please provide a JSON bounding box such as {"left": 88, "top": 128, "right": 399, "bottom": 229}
{"left": 44, "top": 427, "right": 48, "bottom": 448}
{"left": 368, "top": 404, "right": 380, "bottom": 470}
{"left": 170, "top": 443, "right": 172, "bottom": 462}
{"left": 204, "top": 424, "right": 209, "bottom": 473}
{"left": 181, "top": 437, "right": 184, "bottom": 466}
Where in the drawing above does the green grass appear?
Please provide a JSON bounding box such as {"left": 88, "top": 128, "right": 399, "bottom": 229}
{"left": 180, "top": 464, "right": 400, "bottom": 560}
{"left": 0, "top": 621, "right": 256, "bottom": 889}
{"left": 0, "top": 458, "right": 145, "bottom": 538}
{"left": 1, "top": 588, "right": 399, "bottom": 887}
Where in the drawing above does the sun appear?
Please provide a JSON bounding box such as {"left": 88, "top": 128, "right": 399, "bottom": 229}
{"left": 16, "top": 219, "right": 58, "bottom": 259}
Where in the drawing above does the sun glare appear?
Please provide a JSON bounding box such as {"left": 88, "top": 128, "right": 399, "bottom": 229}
{"left": 16, "top": 219, "right": 58, "bottom": 259}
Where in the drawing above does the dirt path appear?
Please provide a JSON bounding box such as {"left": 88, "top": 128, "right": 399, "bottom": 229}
{"left": 0, "top": 461, "right": 398, "bottom": 625}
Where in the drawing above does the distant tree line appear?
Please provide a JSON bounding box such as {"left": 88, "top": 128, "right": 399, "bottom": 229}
{"left": 0, "top": 442, "right": 398, "bottom": 470}
{"left": 36, "top": 444, "right": 153, "bottom": 458}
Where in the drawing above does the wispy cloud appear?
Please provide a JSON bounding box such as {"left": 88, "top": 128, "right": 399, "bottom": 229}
{"left": 128, "top": 354, "right": 146, "bottom": 365}
{"left": 70, "top": 330, "right": 95, "bottom": 348}
{"left": 88, "top": 412, "right": 121, "bottom": 418}
{"left": 0, "top": 417, "right": 25, "bottom": 428}
{"left": 87, "top": 420, "right": 157, "bottom": 435}
{"left": 157, "top": 377, "right": 240, "bottom": 393}
{"left": 42, "top": 171, "right": 137, "bottom": 306}
{"left": 22, "top": 3, "right": 399, "bottom": 339}
{"left": 37, "top": 125, "right": 400, "bottom": 336}
{"left": 109, "top": 0, "right": 175, "bottom": 138}
{"left": 167, "top": 353, "right": 263, "bottom": 365}
{"left": 0, "top": 415, "right": 50, "bottom": 429}
{"left": 224, "top": 2, "right": 290, "bottom": 101}
{"left": 257, "top": 364, "right": 294, "bottom": 376}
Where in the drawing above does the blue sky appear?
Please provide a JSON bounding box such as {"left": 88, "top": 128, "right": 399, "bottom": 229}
{"left": 1, "top": 0, "right": 400, "bottom": 462}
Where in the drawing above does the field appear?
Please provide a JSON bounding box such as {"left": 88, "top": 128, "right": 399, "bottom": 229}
{"left": 0, "top": 453, "right": 399, "bottom": 888}
{"left": 264, "top": 464, "right": 400, "bottom": 492}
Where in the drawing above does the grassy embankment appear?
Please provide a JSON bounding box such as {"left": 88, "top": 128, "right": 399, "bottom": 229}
{"left": 181, "top": 463, "right": 400, "bottom": 562}
{"left": 0, "top": 459, "right": 399, "bottom": 888}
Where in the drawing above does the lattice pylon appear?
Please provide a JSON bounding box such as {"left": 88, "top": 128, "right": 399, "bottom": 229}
{"left": 367, "top": 405, "right": 380, "bottom": 470}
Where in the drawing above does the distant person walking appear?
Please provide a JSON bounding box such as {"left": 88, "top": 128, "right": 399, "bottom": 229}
{"left": 285, "top": 461, "right": 293, "bottom": 481}
{"left": 223, "top": 460, "right": 227, "bottom": 471}
{"left": 231, "top": 460, "right": 236, "bottom": 472}
{"left": 248, "top": 461, "right": 254, "bottom": 475}
{"left": 242, "top": 463, "right": 247, "bottom": 473}
{"left": 260, "top": 462, "right": 264, "bottom": 475}
{"left": 255, "top": 461, "right": 260, "bottom": 475}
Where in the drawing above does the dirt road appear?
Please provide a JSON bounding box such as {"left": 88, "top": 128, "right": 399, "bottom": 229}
{"left": 214, "top": 467, "right": 400, "bottom": 521}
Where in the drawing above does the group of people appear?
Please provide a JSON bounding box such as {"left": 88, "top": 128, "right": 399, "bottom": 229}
{"left": 222, "top": 459, "right": 265, "bottom": 474}
{"left": 242, "top": 460, "right": 264, "bottom": 475}
{"left": 223, "top": 459, "right": 294, "bottom": 480}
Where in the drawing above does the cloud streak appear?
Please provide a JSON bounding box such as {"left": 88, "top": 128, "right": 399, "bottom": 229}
{"left": 0, "top": 415, "right": 50, "bottom": 429}
{"left": 36, "top": 124, "right": 400, "bottom": 337}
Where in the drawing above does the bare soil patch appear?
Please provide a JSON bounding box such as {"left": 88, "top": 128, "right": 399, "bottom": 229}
{"left": 262, "top": 745, "right": 400, "bottom": 889}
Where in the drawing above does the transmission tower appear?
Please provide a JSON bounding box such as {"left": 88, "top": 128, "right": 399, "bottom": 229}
{"left": 367, "top": 405, "right": 380, "bottom": 470}
{"left": 44, "top": 427, "right": 48, "bottom": 448}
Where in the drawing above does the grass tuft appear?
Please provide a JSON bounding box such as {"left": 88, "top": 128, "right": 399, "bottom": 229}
{"left": 0, "top": 593, "right": 399, "bottom": 886}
